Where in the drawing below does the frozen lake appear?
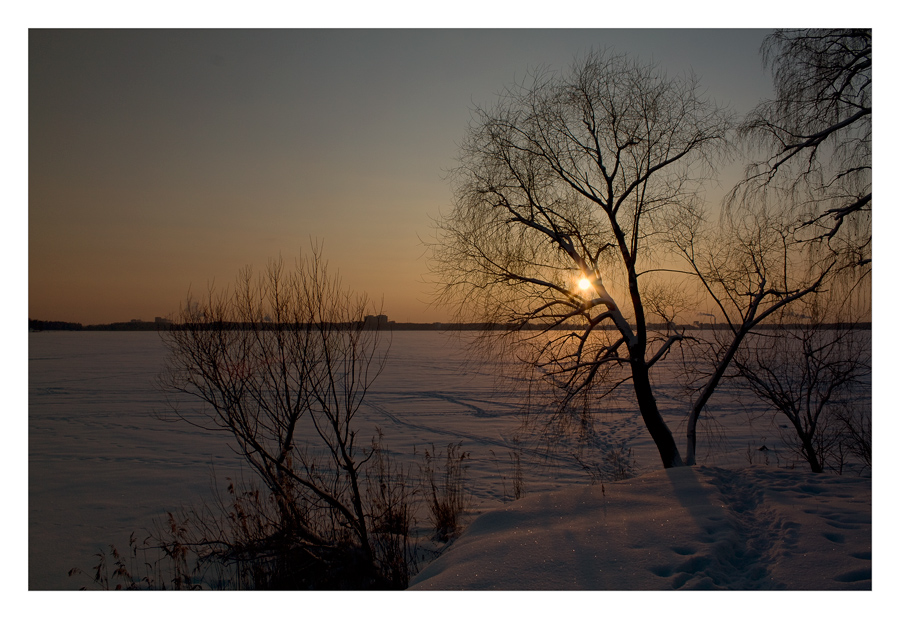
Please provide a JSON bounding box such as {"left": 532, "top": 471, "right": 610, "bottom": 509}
{"left": 28, "top": 330, "right": 870, "bottom": 590}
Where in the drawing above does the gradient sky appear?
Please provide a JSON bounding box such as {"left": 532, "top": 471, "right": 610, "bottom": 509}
{"left": 29, "top": 28, "right": 775, "bottom": 325}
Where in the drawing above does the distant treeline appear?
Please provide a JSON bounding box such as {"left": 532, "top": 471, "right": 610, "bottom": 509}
{"left": 29, "top": 319, "right": 86, "bottom": 331}
{"left": 29, "top": 319, "right": 163, "bottom": 331}
{"left": 30, "top": 319, "right": 872, "bottom": 332}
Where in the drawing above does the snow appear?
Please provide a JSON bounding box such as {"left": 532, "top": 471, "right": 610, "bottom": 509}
{"left": 25, "top": 330, "right": 883, "bottom": 607}
{"left": 410, "top": 466, "right": 871, "bottom": 590}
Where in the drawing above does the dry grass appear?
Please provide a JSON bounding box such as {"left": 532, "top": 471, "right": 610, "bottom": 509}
{"left": 422, "top": 442, "right": 470, "bottom": 542}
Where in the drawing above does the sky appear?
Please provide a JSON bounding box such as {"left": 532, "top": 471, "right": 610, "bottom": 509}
{"left": 27, "top": 26, "right": 777, "bottom": 325}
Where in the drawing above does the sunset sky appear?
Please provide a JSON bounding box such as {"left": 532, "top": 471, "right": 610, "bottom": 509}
{"left": 27, "top": 27, "right": 776, "bottom": 325}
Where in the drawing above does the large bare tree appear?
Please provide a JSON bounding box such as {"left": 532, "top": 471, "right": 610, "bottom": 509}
{"left": 430, "top": 51, "right": 734, "bottom": 468}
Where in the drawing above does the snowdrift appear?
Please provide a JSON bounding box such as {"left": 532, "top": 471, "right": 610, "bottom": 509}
{"left": 409, "top": 466, "right": 871, "bottom": 590}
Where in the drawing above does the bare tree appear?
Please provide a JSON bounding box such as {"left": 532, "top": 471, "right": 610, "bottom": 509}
{"left": 731, "top": 294, "right": 870, "bottom": 474}
{"left": 157, "top": 249, "right": 414, "bottom": 588}
{"left": 731, "top": 29, "right": 871, "bottom": 267}
{"left": 666, "top": 201, "right": 835, "bottom": 465}
{"left": 430, "top": 50, "right": 733, "bottom": 468}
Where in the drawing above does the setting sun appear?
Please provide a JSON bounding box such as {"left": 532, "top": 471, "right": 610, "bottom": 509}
{"left": 578, "top": 277, "right": 592, "bottom": 291}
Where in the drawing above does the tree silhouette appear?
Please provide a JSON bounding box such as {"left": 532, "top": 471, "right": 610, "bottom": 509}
{"left": 430, "top": 50, "right": 733, "bottom": 467}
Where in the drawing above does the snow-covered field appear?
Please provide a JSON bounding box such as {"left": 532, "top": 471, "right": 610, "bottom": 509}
{"left": 410, "top": 466, "right": 871, "bottom": 590}
{"left": 29, "top": 331, "right": 873, "bottom": 594}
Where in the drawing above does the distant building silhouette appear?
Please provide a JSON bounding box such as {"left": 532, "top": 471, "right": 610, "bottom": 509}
{"left": 363, "top": 314, "right": 388, "bottom": 329}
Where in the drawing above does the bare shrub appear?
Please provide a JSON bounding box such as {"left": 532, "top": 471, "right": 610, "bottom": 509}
{"left": 733, "top": 297, "right": 870, "bottom": 474}
{"left": 131, "top": 247, "right": 417, "bottom": 588}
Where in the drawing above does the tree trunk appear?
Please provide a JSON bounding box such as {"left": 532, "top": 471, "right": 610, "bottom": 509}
{"left": 631, "top": 359, "right": 684, "bottom": 468}
{"left": 801, "top": 436, "right": 824, "bottom": 474}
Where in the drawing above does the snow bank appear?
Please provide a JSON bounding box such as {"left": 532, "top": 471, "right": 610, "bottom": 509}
{"left": 409, "top": 466, "right": 871, "bottom": 590}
